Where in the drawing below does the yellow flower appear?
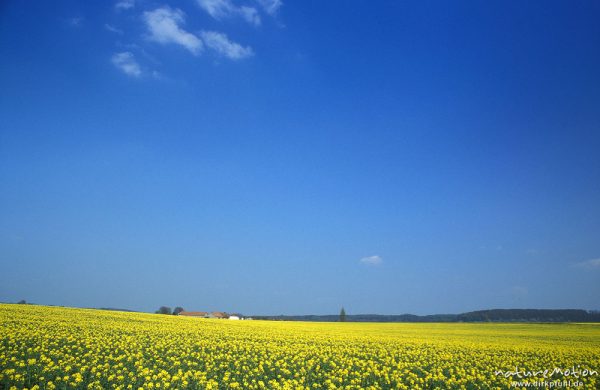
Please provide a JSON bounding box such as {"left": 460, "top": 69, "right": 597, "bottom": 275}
{"left": 1, "top": 303, "right": 599, "bottom": 390}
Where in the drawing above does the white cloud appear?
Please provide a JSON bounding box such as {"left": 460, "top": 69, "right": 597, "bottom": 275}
{"left": 238, "top": 6, "right": 261, "bottom": 26}
{"left": 111, "top": 52, "right": 142, "bottom": 77}
{"left": 196, "top": 0, "right": 261, "bottom": 26}
{"left": 359, "top": 255, "right": 383, "bottom": 266}
{"left": 256, "top": 0, "right": 282, "bottom": 15}
{"left": 575, "top": 258, "right": 600, "bottom": 269}
{"left": 201, "top": 31, "right": 253, "bottom": 60}
{"left": 115, "top": 0, "right": 135, "bottom": 11}
{"left": 143, "top": 7, "right": 203, "bottom": 55}
{"left": 105, "top": 24, "right": 123, "bottom": 34}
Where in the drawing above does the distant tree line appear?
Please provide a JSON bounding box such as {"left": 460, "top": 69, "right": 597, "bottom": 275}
{"left": 155, "top": 306, "right": 185, "bottom": 315}
{"left": 255, "top": 309, "right": 600, "bottom": 323}
{"left": 455, "top": 309, "right": 599, "bottom": 322}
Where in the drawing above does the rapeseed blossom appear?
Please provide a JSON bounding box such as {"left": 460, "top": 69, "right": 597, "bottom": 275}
{"left": 0, "top": 304, "right": 598, "bottom": 389}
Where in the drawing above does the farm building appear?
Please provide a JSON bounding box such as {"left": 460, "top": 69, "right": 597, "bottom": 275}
{"left": 177, "top": 311, "right": 238, "bottom": 319}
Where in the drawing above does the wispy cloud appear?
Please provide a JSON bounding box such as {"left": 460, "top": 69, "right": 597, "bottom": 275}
{"left": 200, "top": 31, "right": 253, "bottom": 60}
{"left": 256, "top": 0, "right": 282, "bottom": 15}
{"left": 196, "top": 0, "right": 261, "bottom": 26}
{"left": 143, "top": 7, "right": 203, "bottom": 55}
{"left": 359, "top": 255, "right": 383, "bottom": 266}
{"left": 111, "top": 52, "right": 142, "bottom": 77}
{"left": 115, "top": 0, "right": 135, "bottom": 11}
{"left": 105, "top": 24, "right": 123, "bottom": 34}
{"left": 68, "top": 17, "right": 83, "bottom": 27}
{"left": 574, "top": 258, "right": 600, "bottom": 270}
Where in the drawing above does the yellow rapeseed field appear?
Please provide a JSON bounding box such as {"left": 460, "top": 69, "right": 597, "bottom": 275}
{"left": 1, "top": 303, "right": 598, "bottom": 389}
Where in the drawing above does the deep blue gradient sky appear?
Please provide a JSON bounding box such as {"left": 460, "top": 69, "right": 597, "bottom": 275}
{"left": 1, "top": 1, "right": 599, "bottom": 315}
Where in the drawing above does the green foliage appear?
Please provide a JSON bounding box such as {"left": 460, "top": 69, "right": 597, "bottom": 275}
{"left": 173, "top": 307, "right": 184, "bottom": 315}
{"left": 155, "top": 306, "right": 172, "bottom": 315}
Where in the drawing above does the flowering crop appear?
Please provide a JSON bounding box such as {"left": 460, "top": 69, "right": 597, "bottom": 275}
{"left": 1, "top": 304, "right": 599, "bottom": 389}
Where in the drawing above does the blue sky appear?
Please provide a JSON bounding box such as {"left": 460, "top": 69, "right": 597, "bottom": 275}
{"left": 1, "top": 0, "right": 599, "bottom": 315}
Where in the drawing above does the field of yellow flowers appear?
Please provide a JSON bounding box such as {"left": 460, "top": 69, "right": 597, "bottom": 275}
{"left": 1, "top": 304, "right": 599, "bottom": 389}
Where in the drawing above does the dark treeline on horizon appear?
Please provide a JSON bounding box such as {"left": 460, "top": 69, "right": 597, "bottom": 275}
{"left": 254, "top": 309, "right": 600, "bottom": 323}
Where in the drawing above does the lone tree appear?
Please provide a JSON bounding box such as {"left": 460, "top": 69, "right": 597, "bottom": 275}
{"left": 339, "top": 307, "right": 347, "bottom": 322}
{"left": 156, "top": 306, "right": 172, "bottom": 315}
{"left": 173, "top": 307, "right": 184, "bottom": 315}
